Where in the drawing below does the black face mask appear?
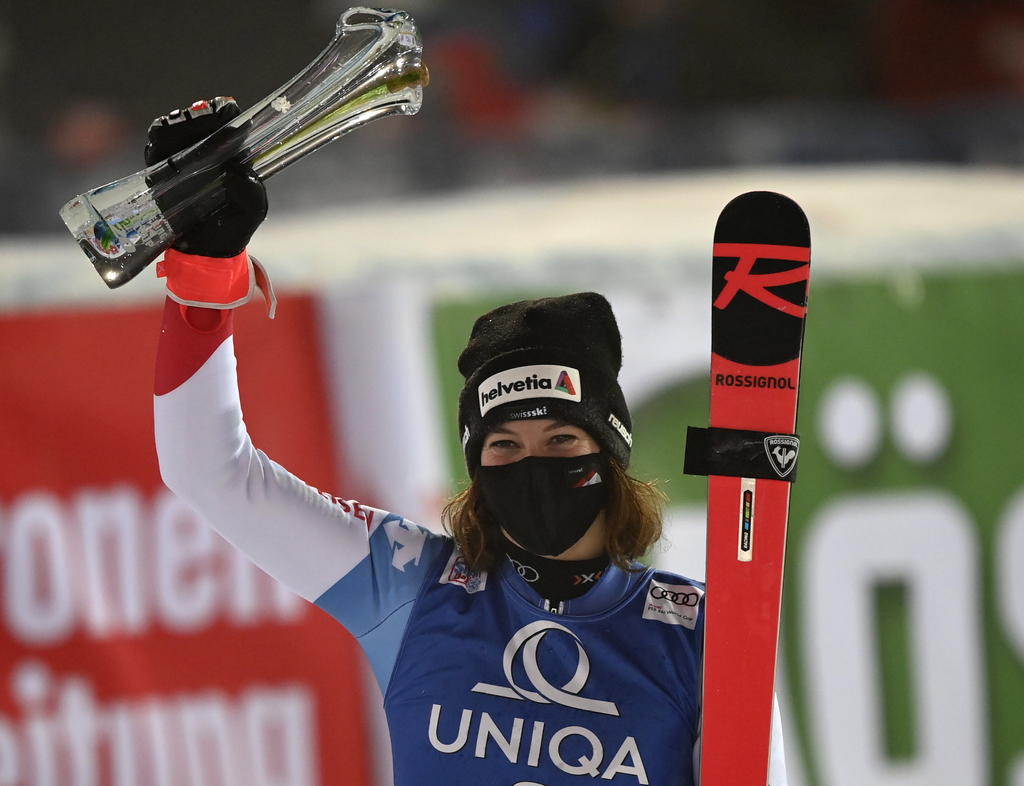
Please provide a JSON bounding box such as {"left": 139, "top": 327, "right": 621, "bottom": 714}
{"left": 477, "top": 453, "right": 610, "bottom": 557}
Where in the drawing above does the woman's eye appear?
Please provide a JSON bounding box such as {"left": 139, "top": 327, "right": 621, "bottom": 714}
{"left": 487, "top": 439, "right": 517, "bottom": 449}
{"left": 550, "top": 433, "right": 577, "bottom": 445}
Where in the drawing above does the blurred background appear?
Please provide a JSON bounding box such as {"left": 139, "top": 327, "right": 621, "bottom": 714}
{"left": 3, "top": 0, "right": 1024, "bottom": 229}
{"left": 1, "top": 1, "right": 1023, "bottom": 785}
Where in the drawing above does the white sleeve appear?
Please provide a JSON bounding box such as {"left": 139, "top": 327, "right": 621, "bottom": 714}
{"left": 154, "top": 334, "right": 440, "bottom": 603}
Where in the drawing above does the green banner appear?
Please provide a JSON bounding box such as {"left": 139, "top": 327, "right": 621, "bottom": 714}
{"left": 431, "top": 267, "right": 1024, "bottom": 785}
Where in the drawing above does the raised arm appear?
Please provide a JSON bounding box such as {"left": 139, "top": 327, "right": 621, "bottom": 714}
{"left": 155, "top": 301, "right": 371, "bottom": 600}
{"left": 148, "top": 100, "right": 447, "bottom": 688}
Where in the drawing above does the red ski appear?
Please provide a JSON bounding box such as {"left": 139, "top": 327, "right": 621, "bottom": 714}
{"left": 685, "top": 192, "right": 811, "bottom": 785}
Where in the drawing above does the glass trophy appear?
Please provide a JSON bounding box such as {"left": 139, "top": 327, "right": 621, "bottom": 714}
{"left": 59, "top": 7, "right": 428, "bottom": 288}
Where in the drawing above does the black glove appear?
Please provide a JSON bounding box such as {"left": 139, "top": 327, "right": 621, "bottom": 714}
{"left": 145, "top": 97, "right": 268, "bottom": 258}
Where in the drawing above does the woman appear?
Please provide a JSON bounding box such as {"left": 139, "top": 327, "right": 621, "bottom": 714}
{"left": 152, "top": 100, "right": 786, "bottom": 786}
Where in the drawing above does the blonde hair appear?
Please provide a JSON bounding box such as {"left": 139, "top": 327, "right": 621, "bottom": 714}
{"left": 441, "top": 460, "right": 665, "bottom": 572}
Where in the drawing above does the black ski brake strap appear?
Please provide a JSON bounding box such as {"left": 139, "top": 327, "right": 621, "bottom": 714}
{"left": 684, "top": 426, "right": 801, "bottom": 482}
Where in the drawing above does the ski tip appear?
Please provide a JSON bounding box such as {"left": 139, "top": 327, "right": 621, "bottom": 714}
{"left": 714, "top": 191, "right": 810, "bottom": 248}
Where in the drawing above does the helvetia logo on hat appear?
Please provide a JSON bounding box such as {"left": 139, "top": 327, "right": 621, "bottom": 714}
{"left": 478, "top": 365, "right": 582, "bottom": 417}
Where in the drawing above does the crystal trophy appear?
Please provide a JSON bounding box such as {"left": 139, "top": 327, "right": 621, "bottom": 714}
{"left": 59, "top": 7, "right": 428, "bottom": 288}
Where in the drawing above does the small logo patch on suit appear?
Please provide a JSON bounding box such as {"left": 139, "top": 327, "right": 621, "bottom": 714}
{"left": 439, "top": 549, "right": 487, "bottom": 594}
{"left": 643, "top": 579, "right": 704, "bottom": 629}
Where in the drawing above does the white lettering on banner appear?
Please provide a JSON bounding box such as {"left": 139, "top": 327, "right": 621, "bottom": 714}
{"left": 5, "top": 493, "right": 74, "bottom": 645}
{"left": 2, "top": 660, "right": 316, "bottom": 786}
{"left": 181, "top": 695, "right": 235, "bottom": 786}
{"left": 997, "top": 489, "right": 1024, "bottom": 668}
{"left": 427, "top": 704, "right": 650, "bottom": 784}
{"left": 996, "top": 490, "right": 1024, "bottom": 786}
{"left": 79, "top": 487, "right": 146, "bottom": 636}
{"left": 107, "top": 708, "right": 137, "bottom": 785}
{"left": 246, "top": 687, "right": 317, "bottom": 786}
{"left": 0, "top": 718, "right": 16, "bottom": 783}
{"left": 802, "top": 492, "right": 987, "bottom": 786}
{"left": 0, "top": 488, "right": 304, "bottom": 646}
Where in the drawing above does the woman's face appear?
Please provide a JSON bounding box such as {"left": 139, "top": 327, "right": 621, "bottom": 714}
{"left": 480, "top": 417, "right": 606, "bottom": 560}
{"left": 480, "top": 418, "right": 600, "bottom": 467}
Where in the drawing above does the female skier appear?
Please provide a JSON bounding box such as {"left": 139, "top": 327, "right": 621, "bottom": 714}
{"left": 151, "top": 99, "right": 787, "bottom": 786}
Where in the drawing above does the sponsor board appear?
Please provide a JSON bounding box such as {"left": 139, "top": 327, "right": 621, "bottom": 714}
{"left": 0, "top": 298, "right": 374, "bottom": 784}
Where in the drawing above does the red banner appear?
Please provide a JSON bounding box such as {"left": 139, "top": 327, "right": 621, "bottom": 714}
{"left": 0, "top": 297, "right": 374, "bottom": 785}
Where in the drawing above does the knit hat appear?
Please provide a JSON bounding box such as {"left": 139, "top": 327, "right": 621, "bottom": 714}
{"left": 457, "top": 292, "right": 633, "bottom": 474}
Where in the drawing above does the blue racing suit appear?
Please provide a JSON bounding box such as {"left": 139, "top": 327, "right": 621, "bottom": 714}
{"left": 153, "top": 301, "right": 786, "bottom": 785}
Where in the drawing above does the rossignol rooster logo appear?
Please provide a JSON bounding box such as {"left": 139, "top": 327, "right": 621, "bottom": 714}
{"left": 773, "top": 445, "right": 796, "bottom": 468}
{"left": 764, "top": 435, "right": 800, "bottom": 478}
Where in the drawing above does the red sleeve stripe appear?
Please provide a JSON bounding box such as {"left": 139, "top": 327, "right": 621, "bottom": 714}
{"left": 154, "top": 298, "right": 234, "bottom": 396}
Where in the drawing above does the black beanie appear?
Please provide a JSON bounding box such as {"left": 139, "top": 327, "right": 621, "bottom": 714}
{"left": 457, "top": 292, "right": 633, "bottom": 474}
